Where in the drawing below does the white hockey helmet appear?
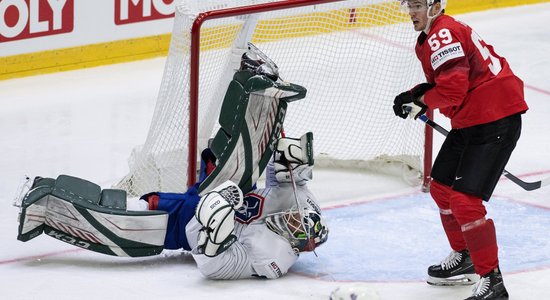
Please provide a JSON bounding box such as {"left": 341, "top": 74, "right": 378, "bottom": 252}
{"left": 399, "top": 0, "right": 446, "bottom": 32}
{"left": 399, "top": 0, "right": 446, "bottom": 13}
{"left": 265, "top": 208, "right": 328, "bottom": 252}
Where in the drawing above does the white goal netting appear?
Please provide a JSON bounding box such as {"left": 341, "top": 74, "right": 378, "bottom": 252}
{"left": 115, "top": 0, "right": 427, "bottom": 196}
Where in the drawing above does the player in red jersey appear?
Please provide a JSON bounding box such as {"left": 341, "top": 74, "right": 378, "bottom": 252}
{"left": 392, "top": 1, "right": 528, "bottom": 299}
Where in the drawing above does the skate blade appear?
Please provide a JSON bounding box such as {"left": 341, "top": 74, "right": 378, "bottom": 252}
{"left": 13, "top": 175, "right": 33, "bottom": 208}
{"left": 427, "top": 273, "right": 479, "bottom": 286}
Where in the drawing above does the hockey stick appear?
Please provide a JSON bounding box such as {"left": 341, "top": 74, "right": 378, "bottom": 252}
{"left": 414, "top": 112, "right": 549, "bottom": 191}
{"left": 279, "top": 128, "right": 310, "bottom": 241}
{"left": 249, "top": 42, "right": 302, "bottom": 208}
{"left": 250, "top": 42, "right": 315, "bottom": 247}
{"left": 249, "top": 42, "right": 302, "bottom": 212}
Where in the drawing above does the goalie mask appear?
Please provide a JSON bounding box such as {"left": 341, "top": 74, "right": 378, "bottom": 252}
{"left": 265, "top": 208, "right": 328, "bottom": 252}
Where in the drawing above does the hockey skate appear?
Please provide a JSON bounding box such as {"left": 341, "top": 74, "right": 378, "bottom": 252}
{"left": 464, "top": 267, "right": 509, "bottom": 300}
{"left": 12, "top": 175, "right": 42, "bottom": 207}
{"left": 427, "top": 250, "right": 479, "bottom": 286}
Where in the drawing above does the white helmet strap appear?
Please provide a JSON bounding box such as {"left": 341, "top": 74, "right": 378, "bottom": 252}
{"left": 424, "top": 0, "right": 446, "bottom": 33}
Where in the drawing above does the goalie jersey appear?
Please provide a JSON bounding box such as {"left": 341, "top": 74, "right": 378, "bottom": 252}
{"left": 182, "top": 162, "right": 321, "bottom": 279}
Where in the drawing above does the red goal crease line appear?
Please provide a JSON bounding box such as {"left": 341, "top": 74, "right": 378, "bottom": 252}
{"left": 0, "top": 248, "right": 84, "bottom": 266}
{"left": 525, "top": 84, "right": 550, "bottom": 97}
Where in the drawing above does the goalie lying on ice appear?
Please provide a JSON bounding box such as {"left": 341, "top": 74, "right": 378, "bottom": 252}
{"left": 15, "top": 135, "right": 328, "bottom": 279}
{"left": 150, "top": 138, "right": 327, "bottom": 279}
{"left": 14, "top": 43, "right": 327, "bottom": 279}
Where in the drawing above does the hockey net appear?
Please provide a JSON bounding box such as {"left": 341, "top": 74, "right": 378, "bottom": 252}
{"left": 115, "top": 0, "right": 431, "bottom": 196}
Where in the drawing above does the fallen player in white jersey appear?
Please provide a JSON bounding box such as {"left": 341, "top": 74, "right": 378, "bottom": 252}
{"left": 135, "top": 137, "right": 327, "bottom": 279}
{"left": 14, "top": 43, "right": 327, "bottom": 279}
{"left": 15, "top": 136, "right": 328, "bottom": 280}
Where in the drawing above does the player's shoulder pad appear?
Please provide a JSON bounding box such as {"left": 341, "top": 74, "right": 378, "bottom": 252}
{"left": 427, "top": 18, "right": 466, "bottom": 71}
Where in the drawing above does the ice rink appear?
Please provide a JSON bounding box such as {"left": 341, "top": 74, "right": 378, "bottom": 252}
{"left": 1, "top": 3, "right": 550, "bottom": 299}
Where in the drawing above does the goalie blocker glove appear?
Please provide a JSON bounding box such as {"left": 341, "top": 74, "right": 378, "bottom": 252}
{"left": 393, "top": 83, "right": 433, "bottom": 119}
{"left": 195, "top": 180, "right": 244, "bottom": 257}
{"left": 274, "top": 132, "right": 314, "bottom": 184}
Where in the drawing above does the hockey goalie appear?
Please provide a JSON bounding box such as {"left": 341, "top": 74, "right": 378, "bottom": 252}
{"left": 14, "top": 44, "right": 328, "bottom": 279}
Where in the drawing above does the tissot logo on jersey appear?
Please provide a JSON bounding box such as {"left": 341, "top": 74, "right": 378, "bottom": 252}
{"left": 0, "top": 0, "right": 74, "bottom": 43}
{"left": 115, "top": 0, "right": 175, "bottom": 25}
{"left": 431, "top": 42, "right": 464, "bottom": 70}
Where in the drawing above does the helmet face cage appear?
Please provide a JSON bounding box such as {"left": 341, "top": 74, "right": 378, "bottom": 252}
{"left": 265, "top": 208, "right": 328, "bottom": 252}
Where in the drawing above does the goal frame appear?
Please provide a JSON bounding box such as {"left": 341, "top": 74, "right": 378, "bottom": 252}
{"left": 187, "top": 0, "right": 433, "bottom": 189}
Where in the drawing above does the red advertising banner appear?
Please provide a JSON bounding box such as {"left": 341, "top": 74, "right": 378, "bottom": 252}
{"left": 0, "top": 0, "right": 74, "bottom": 43}
{"left": 115, "top": 0, "right": 174, "bottom": 25}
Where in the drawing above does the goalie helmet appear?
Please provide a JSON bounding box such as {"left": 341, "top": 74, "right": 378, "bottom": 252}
{"left": 265, "top": 208, "right": 328, "bottom": 252}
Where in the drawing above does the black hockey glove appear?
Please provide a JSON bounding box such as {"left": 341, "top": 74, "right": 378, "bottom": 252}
{"left": 392, "top": 83, "right": 433, "bottom": 119}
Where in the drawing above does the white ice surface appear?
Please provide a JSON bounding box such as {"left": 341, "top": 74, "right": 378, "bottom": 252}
{"left": 1, "top": 3, "right": 550, "bottom": 299}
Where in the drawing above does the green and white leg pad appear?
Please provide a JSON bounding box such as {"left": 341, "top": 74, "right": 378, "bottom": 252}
{"left": 198, "top": 69, "right": 307, "bottom": 195}
{"left": 16, "top": 175, "right": 168, "bottom": 257}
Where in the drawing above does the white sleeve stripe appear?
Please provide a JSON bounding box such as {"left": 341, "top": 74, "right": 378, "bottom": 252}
{"left": 208, "top": 242, "right": 251, "bottom": 279}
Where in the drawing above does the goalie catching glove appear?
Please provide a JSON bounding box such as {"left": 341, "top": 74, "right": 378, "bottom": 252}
{"left": 274, "top": 132, "right": 314, "bottom": 184}
{"left": 393, "top": 83, "right": 433, "bottom": 119}
{"left": 195, "top": 180, "right": 244, "bottom": 257}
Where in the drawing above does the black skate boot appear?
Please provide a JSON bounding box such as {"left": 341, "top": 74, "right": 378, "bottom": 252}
{"left": 465, "top": 267, "right": 509, "bottom": 300}
{"left": 13, "top": 176, "right": 48, "bottom": 208}
{"left": 427, "top": 250, "right": 478, "bottom": 286}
